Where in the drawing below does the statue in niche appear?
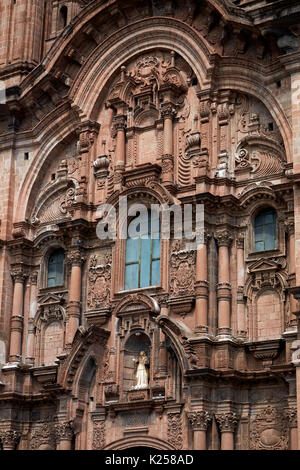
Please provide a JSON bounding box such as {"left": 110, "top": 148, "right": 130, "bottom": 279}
{"left": 132, "top": 351, "right": 149, "bottom": 389}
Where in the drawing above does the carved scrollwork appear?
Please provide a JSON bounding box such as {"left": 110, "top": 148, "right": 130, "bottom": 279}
{"left": 30, "top": 423, "right": 56, "bottom": 450}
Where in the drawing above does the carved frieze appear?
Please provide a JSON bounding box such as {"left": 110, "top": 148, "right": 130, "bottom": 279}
{"left": 249, "top": 406, "right": 288, "bottom": 450}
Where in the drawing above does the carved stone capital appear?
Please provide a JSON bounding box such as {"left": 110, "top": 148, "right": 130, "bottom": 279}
{"left": 11, "top": 269, "right": 27, "bottom": 283}
{"left": 30, "top": 271, "right": 38, "bottom": 285}
{"left": 113, "top": 114, "right": 127, "bottom": 131}
{"left": 215, "top": 412, "right": 238, "bottom": 433}
{"left": 54, "top": 421, "right": 74, "bottom": 442}
{"left": 215, "top": 229, "right": 233, "bottom": 247}
{"left": 187, "top": 411, "right": 212, "bottom": 431}
{"left": 0, "top": 430, "right": 21, "bottom": 449}
{"left": 77, "top": 120, "right": 100, "bottom": 154}
{"left": 66, "top": 249, "right": 86, "bottom": 266}
{"left": 285, "top": 407, "right": 297, "bottom": 428}
{"left": 284, "top": 219, "right": 295, "bottom": 237}
{"left": 160, "top": 102, "right": 177, "bottom": 120}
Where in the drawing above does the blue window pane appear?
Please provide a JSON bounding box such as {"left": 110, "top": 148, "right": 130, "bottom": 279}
{"left": 125, "top": 264, "right": 139, "bottom": 290}
{"left": 140, "top": 238, "right": 151, "bottom": 288}
{"left": 47, "top": 278, "right": 56, "bottom": 288}
{"left": 47, "top": 249, "right": 64, "bottom": 287}
{"left": 264, "top": 212, "right": 274, "bottom": 224}
{"left": 255, "top": 241, "right": 264, "bottom": 252}
{"left": 152, "top": 237, "right": 160, "bottom": 259}
{"left": 265, "top": 223, "right": 276, "bottom": 250}
{"left": 151, "top": 259, "right": 160, "bottom": 286}
{"left": 125, "top": 237, "right": 139, "bottom": 263}
{"left": 254, "top": 225, "right": 263, "bottom": 240}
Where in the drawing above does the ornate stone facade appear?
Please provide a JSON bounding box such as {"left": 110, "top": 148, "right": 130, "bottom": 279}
{"left": 0, "top": 0, "right": 300, "bottom": 451}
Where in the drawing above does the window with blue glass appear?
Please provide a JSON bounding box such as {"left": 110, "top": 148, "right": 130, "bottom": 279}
{"left": 254, "top": 208, "right": 277, "bottom": 252}
{"left": 124, "top": 213, "right": 160, "bottom": 290}
{"left": 47, "top": 249, "right": 65, "bottom": 287}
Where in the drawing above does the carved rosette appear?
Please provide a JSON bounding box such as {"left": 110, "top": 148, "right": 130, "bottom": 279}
{"left": 92, "top": 421, "right": 105, "bottom": 450}
{"left": 249, "top": 406, "right": 288, "bottom": 450}
{"left": 187, "top": 411, "right": 212, "bottom": 431}
{"left": 167, "top": 412, "right": 183, "bottom": 450}
{"left": 87, "top": 254, "right": 111, "bottom": 310}
{"left": 30, "top": 423, "right": 56, "bottom": 450}
{"left": 215, "top": 412, "right": 238, "bottom": 433}
{"left": 54, "top": 421, "right": 74, "bottom": 442}
{"left": 0, "top": 430, "right": 21, "bottom": 450}
{"left": 169, "top": 244, "right": 196, "bottom": 297}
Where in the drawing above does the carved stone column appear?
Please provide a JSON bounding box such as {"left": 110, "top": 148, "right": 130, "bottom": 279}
{"left": 195, "top": 232, "right": 210, "bottom": 333}
{"left": 0, "top": 430, "right": 21, "bottom": 450}
{"left": 236, "top": 234, "right": 246, "bottom": 336}
{"left": 26, "top": 272, "right": 38, "bottom": 364}
{"left": 66, "top": 249, "right": 85, "bottom": 348}
{"left": 161, "top": 102, "right": 176, "bottom": 184}
{"left": 113, "top": 114, "right": 127, "bottom": 191}
{"left": 55, "top": 421, "right": 74, "bottom": 450}
{"left": 9, "top": 270, "right": 26, "bottom": 362}
{"left": 187, "top": 411, "right": 211, "bottom": 450}
{"left": 215, "top": 229, "right": 233, "bottom": 336}
{"left": 286, "top": 220, "right": 298, "bottom": 322}
{"left": 215, "top": 412, "right": 238, "bottom": 450}
{"left": 157, "top": 329, "right": 167, "bottom": 376}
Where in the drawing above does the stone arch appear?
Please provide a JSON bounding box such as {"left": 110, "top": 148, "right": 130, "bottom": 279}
{"left": 156, "top": 315, "right": 191, "bottom": 373}
{"left": 103, "top": 435, "right": 175, "bottom": 450}
{"left": 14, "top": 111, "right": 80, "bottom": 223}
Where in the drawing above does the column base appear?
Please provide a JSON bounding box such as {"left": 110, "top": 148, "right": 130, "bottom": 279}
{"left": 217, "top": 327, "right": 232, "bottom": 336}
{"left": 195, "top": 325, "right": 208, "bottom": 335}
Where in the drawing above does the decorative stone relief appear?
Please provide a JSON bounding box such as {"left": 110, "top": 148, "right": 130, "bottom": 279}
{"left": 87, "top": 253, "right": 112, "bottom": 310}
{"left": 169, "top": 240, "right": 196, "bottom": 297}
{"left": 0, "top": 430, "right": 21, "bottom": 450}
{"left": 249, "top": 406, "right": 288, "bottom": 450}
{"left": 30, "top": 423, "right": 56, "bottom": 450}
{"left": 167, "top": 412, "right": 183, "bottom": 450}
{"left": 92, "top": 421, "right": 105, "bottom": 450}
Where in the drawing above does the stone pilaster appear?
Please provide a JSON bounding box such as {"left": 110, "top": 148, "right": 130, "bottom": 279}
{"left": 215, "top": 229, "right": 233, "bottom": 336}
{"left": 161, "top": 102, "right": 176, "bottom": 184}
{"left": 195, "top": 231, "right": 211, "bottom": 334}
{"left": 113, "top": 114, "right": 127, "bottom": 191}
{"left": 9, "top": 270, "right": 26, "bottom": 362}
{"left": 66, "top": 248, "right": 85, "bottom": 348}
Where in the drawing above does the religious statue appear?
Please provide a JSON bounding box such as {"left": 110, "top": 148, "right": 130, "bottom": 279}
{"left": 132, "top": 351, "right": 149, "bottom": 389}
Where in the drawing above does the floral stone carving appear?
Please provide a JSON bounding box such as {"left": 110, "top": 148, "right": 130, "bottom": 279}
{"left": 87, "top": 254, "right": 111, "bottom": 310}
